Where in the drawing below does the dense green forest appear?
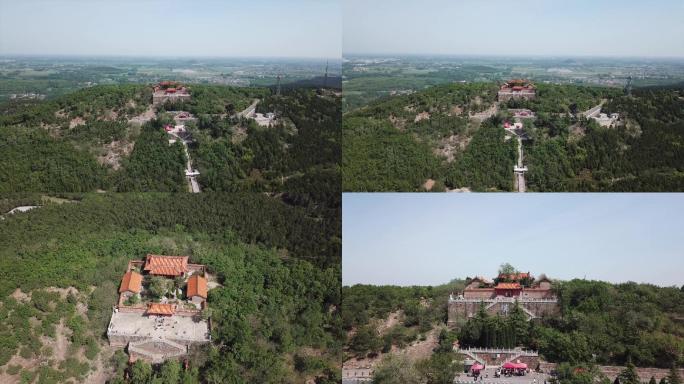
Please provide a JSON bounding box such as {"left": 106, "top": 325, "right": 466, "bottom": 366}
{"left": 342, "top": 279, "right": 684, "bottom": 369}
{"left": 187, "top": 89, "right": 341, "bottom": 211}
{"left": 444, "top": 118, "right": 517, "bottom": 191}
{"left": 0, "top": 126, "right": 109, "bottom": 192}
{"left": 525, "top": 87, "right": 684, "bottom": 191}
{"left": 0, "top": 193, "right": 341, "bottom": 383}
{"left": 0, "top": 119, "right": 188, "bottom": 193}
{"left": 343, "top": 81, "right": 684, "bottom": 191}
{"left": 111, "top": 120, "right": 188, "bottom": 192}
{"left": 342, "top": 117, "right": 441, "bottom": 191}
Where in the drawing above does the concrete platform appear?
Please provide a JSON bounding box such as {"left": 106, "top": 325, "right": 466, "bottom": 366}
{"left": 107, "top": 311, "right": 210, "bottom": 347}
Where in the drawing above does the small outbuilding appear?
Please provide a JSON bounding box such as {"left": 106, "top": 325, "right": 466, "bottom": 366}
{"left": 186, "top": 274, "right": 208, "bottom": 306}
{"left": 119, "top": 271, "right": 143, "bottom": 300}
{"left": 146, "top": 303, "right": 176, "bottom": 316}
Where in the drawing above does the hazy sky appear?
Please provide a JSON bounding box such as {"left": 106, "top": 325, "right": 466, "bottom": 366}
{"left": 344, "top": 0, "right": 684, "bottom": 57}
{"left": 343, "top": 194, "right": 684, "bottom": 287}
{"left": 0, "top": 0, "right": 340, "bottom": 58}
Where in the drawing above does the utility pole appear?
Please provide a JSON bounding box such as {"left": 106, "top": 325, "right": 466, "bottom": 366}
{"left": 276, "top": 75, "right": 281, "bottom": 96}
{"left": 323, "top": 60, "right": 329, "bottom": 89}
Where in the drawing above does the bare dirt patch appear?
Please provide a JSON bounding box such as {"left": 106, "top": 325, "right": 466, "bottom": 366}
{"left": 414, "top": 111, "right": 430, "bottom": 123}
{"left": 568, "top": 124, "right": 585, "bottom": 142}
{"left": 97, "top": 140, "right": 134, "bottom": 170}
{"left": 0, "top": 286, "right": 99, "bottom": 383}
{"left": 83, "top": 343, "right": 116, "bottom": 384}
{"left": 10, "top": 288, "right": 30, "bottom": 302}
{"left": 399, "top": 327, "right": 439, "bottom": 361}
{"left": 423, "top": 179, "right": 436, "bottom": 191}
{"left": 435, "top": 134, "right": 471, "bottom": 162}
{"left": 449, "top": 105, "right": 463, "bottom": 116}
{"left": 377, "top": 310, "right": 404, "bottom": 335}
{"left": 128, "top": 105, "right": 156, "bottom": 126}
{"left": 1, "top": 353, "right": 41, "bottom": 384}
{"left": 389, "top": 115, "right": 407, "bottom": 130}
{"left": 39, "top": 320, "right": 71, "bottom": 362}
{"left": 344, "top": 327, "right": 441, "bottom": 371}
{"left": 102, "top": 109, "right": 119, "bottom": 121}
{"left": 45, "top": 286, "right": 81, "bottom": 300}
{"left": 69, "top": 116, "right": 86, "bottom": 129}
{"left": 469, "top": 104, "right": 498, "bottom": 122}
{"left": 205, "top": 272, "right": 223, "bottom": 290}
{"left": 232, "top": 126, "right": 248, "bottom": 144}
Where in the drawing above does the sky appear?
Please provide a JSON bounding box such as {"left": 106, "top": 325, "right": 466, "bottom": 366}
{"left": 0, "top": 0, "right": 340, "bottom": 58}
{"left": 343, "top": 193, "right": 684, "bottom": 287}
{"left": 344, "top": 0, "right": 684, "bottom": 58}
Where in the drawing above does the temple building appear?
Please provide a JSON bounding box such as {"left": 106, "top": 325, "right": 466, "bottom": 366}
{"left": 107, "top": 255, "right": 211, "bottom": 364}
{"left": 498, "top": 79, "right": 536, "bottom": 101}
{"left": 144, "top": 254, "right": 189, "bottom": 277}
{"left": 447, "top": 271, "right": 559, "bottom": 326}
{"left": 152, "top": 81, "right": 191, "bottom": 105}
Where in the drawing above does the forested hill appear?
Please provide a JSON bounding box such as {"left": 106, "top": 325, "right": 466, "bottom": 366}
{"left": 0, "top": 84, "right": 259, "bottom": 193}
{"left": 342, "top": 81, "right": 684, "bottom": 192}
{"left": 0, "top": 84, "right": 341, "bottom": 205}
{"left": 186, "top": 88, "right": 341, "bottom": 211}
{"left": 525, "top": 85, "right": 684, "bottom": 192}
{"left": 342, "top": 279, "right": 684, "bottom": 369}
{"left": 0, "top": 193, "right": 341, "bottom": 383}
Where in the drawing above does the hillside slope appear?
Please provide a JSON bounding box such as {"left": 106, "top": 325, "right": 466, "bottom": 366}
{"left": 342, "top": 82, "right": 684, "bottom": 191}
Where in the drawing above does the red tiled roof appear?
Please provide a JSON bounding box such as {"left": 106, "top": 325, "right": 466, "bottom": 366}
{"left": 144, "top": 255, "right": 189, "bottom": 276}
{"left": 187, "top": 274, "right": 208, "bottom": 299}
{"left": 119, "top": 271, "right": 143, "bottom": 293}
{"left": 495, "top": 283, "right": 522, "bottom": 290}
{"left": 146, "top": 303, "right": 176, "bottom": 316}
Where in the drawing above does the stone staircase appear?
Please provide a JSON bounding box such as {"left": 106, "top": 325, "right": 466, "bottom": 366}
{"left": 128, "top": 338, "right": 188, "bottom": 364}
{"left": 457, "top": 347, "right": 539, "bottom": 368}
{"left": 458, "top": 349, "right": 486, "bottom": 365}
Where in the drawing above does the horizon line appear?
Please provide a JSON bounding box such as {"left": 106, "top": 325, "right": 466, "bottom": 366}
{"left": 343, "top": 52, "right": 684, "bottom": 61}
{"left": 0, "top": 53, "right": 342, "bottom": 61}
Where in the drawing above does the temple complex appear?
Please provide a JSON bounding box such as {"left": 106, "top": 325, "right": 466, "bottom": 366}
{"left": 497, "top": 79, "right": 536, "bottom": 101}
{"left": 107, "top": 255, "right": 212, "bottom": 363}
{"left": 447, "top": 271, "right": 559, "bottom": 326}
{"left": 152, "top": 81, "right": 191, "bottom": 105}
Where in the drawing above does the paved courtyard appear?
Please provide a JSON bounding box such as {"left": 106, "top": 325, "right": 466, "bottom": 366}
{"left": 456, "top": 368, "right": 551, "bottom": 384}
{"left": 342, "top": 367, "right": 551, "bottom": 384}
{"left": 107, "top": 311, "right": 210, "bottom": 343}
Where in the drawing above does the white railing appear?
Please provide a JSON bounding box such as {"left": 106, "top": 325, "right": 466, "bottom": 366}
{"left": 457, "top": 347, "right": 538, "bottom": 356}
{"left": 449, "top": 296, "right": 557, "bottom": 304}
